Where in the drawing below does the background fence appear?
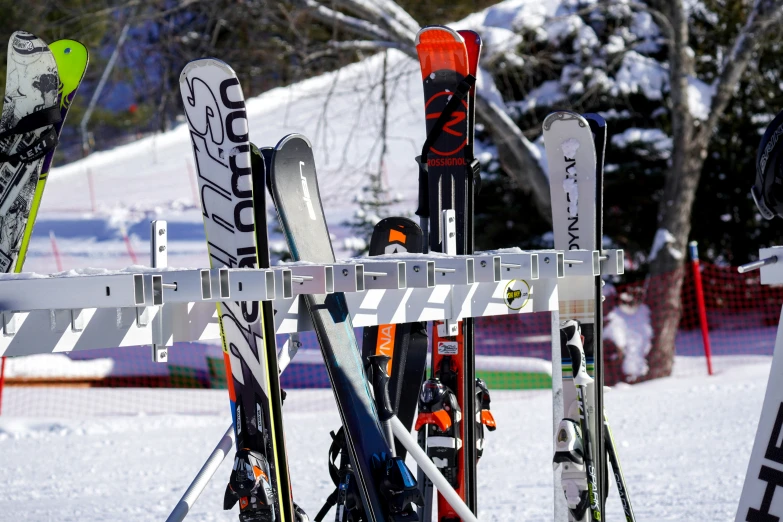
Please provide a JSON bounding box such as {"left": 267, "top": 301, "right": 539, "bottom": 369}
{"left": 0, "top": 262, "right": 778, "bottom": 417}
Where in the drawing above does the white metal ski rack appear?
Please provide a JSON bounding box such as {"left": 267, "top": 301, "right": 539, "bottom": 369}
{"left": 736, "top": 246, "right": 783, "bottom": 520}
{"left": 0, "top": 220, "right": 624, "bottom": 360}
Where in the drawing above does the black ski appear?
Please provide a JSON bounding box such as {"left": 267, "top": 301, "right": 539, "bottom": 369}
{"left": 361, "top": 217, "right": 428, "bottom": 458}
{"left": 268, "top": 134, "right": 420, "bottom": 522}
{"left": 584, "top": 113, "right": 607, "bottom": 512}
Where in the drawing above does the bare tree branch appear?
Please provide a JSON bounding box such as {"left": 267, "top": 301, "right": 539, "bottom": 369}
{"left": 329, "top": 39, "right": 414, "bottom": 54}
{"left": 330, "top": 0, "right": 417, "bottom": 43}
{"left": 300, "top": 0, "right": 394, "bottom": 41}
{"left": 696, "top": 0, "right": 783, "bottom": 149}
{"left": 475, "top": 96, "right": 551, "bottom": 220}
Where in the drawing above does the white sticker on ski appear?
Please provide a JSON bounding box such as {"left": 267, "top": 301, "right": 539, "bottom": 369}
{"left": 438, "top": 341, "right": 459, "bottom": 355}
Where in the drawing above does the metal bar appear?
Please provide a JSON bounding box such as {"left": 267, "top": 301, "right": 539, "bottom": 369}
{"left": 390, "top": 417, "right": 478, "bottom": 522}
{"left": 166, "top": 425, "right": 235, "bottom": 522}
{"left": 0, "top": 274, "right": 145, "bottom": 311}
{"left": 739, "top": 256, "right": 778, "bottom": 273}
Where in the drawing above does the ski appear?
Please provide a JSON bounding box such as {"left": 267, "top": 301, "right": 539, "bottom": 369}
{"left": 413, "top": 25, "right": 493, "bottom": 522}
{"left": 584, "top": 112, "right": 608, "bottom": 509}
{"left": 179, "top": 58, "right": 294, "bottom": 522}
{"left": 543, "top": 110, "right": 602, "bottom": 522}
{"left": 15, "top": 38, "right": 89, "bottom": 272}
{"left": 268, "top": 133, "right": 421, "bottom": 522}
{"left": 361, "top": 216, "right": 428, "bottom": 458}
{"left": 0, "top": 31, "right": 60, "bottom": 274}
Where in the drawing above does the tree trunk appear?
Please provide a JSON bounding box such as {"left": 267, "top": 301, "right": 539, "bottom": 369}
{"left": 475, "top": 96, "right": 552, "bottom": 221}
{"left": 644, "top": 0, "right": 699, "bottom": 379}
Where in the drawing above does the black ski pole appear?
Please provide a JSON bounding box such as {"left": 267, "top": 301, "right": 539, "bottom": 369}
{"left": 368, "top": 354, "right": 396, "bottom": 456}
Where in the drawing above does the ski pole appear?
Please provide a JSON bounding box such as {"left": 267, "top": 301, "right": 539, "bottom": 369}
{"left": 563, "top": 321, "right": 602, "bottom": 521}
{"left": 166, "top": 425, "right": 235, "bottom": 522}
{"left": 368, "top": 354, "right": 396, "bottom": 456}
{"left": 390, "top": 416, "right": 478, "bottom": 522}
{"left": 605, "top": 414, "right": 637, "bottom": 521}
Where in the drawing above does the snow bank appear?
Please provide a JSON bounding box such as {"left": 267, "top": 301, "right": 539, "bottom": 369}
{"left": 604, "top": 303, "right": 653, "bottom": 378}
{"left": 4, "top": 353, "right": 113, "bottom": 379}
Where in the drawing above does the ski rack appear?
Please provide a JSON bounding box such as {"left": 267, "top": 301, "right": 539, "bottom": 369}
{"left": 0, "top": 220, "right": 625, "bottom": 360}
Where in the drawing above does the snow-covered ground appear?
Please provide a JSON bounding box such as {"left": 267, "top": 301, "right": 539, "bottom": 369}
{"left": 0, "top": 357, "right": 768, "bottom": 520}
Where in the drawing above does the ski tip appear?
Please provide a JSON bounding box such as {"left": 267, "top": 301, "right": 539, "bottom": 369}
{"left": 179, "top": 57, "right": 236, "bottom": 84}
{"left": 274, "top": 133, "right": 313, "bottom": 151}
{"left": 8, "top": 31, "right": 52, "bottom": 58}
{"left": 582, "top": 113, "right": 607, "bottom": 128}
{"left": 416, "top": 25, "right": 464, "bottom": 46}
{"left": 49, "top": 40, "right": 89, "bottom": 94}
{"left": 415, "top": 26, "right": 469, "bottom": 79}
{"left": 542, "top": 110, "right": 589, "bottom": 132}
{"left": 456, "top": 29, "right": 481, "bottom": 45}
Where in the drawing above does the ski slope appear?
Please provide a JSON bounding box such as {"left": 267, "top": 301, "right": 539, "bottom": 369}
{"left": 0, "top": 357, "right": 767, "bottom": 520}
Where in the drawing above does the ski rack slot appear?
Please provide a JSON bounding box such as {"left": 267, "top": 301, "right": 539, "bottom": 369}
{"left": 600, "top": 249, "right": 625, "bottom": 276}
{"left": 405, "top": 259, "right": 436, "bottom": 288}
{"left": 496, "top": 253, "right": 538, "bottom": 281}
{"left": 209, "top": 268, "right": 231, "bottom": 301}
{"left": 560, "top": 249, "right": 600, "bottom": 277}
{"left": 142, "top": 274, "right": 164, "bottom": 306}
{"left": 272, "top": 269, "right": 294, "bottom": 300}
{"left": 287, "top": 265, "right": 334, "bottom": 295}
{"left": 214, "top": 269, "right": 276, "bottom": 302}
{"left": 362, "top": 261, "right": 406, "bottom": 290}
{"left": 332, "top": 263, "right": 365, "bottom": 293}
{"left": 433, "top": 257, "right": 474, "bottom": 286}
{"left": 159, "top": 269, "right": 213, "bottom": 302}
{"left": 537, "top": 251, "right": 565, "bottom": 279}
{"left": 0, "top": 273, "right": 146, "bottom": 311}
{"left": 474, "top": 255, "right": 502, "bottom": 283}
{"left": 757, "top": 246, "right": 783, "bottom": 285}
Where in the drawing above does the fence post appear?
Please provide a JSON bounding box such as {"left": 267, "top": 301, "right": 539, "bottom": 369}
{"left": 689, "top": 241, "right": 714, "bottom": 376}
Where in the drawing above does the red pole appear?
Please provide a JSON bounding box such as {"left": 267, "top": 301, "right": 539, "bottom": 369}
{"left": 87, "top": 168, "right": 97, "bottom": 213}
{"left": 0, "top": 356, "right": 6, "bottom": 416}
{"left": 49, "top": 230, "right": 63, "bottom": 272}
{"left": 122, "top": 228, "right": 138, "bottom": 265}
{"left": 689, "top": 241, "right": 714, "bottom": 376}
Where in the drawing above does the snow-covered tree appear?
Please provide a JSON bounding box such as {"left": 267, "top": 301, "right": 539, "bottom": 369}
{"left": 293, "top": 0, "right": 783, "bottom": 381}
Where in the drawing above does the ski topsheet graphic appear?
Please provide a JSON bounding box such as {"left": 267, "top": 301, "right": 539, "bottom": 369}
{"left": 179, "top": 58, "right": 293, "bottom": 522}
{"left": 543, "top": 111, "right": 602, "bottom": 522}
{"left": 0, "top": 31, "right": 59, "bottom": 273}
{"left": 15, "top": 38, "right": 89, "bottom": 272}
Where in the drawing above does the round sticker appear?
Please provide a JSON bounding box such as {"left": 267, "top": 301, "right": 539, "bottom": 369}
{"left": 504, "top": 279, "right": 531, "bottom": 310}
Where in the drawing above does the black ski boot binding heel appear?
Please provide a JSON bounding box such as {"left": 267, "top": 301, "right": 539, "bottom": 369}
{"left": 415, "top": 378, "right": 462, "bottom": 486}
{"left": 475, "top": 377, "right": 496, "bottom": 461}
{"left": 224, "top": 448, "right": 276, "bottom": 521}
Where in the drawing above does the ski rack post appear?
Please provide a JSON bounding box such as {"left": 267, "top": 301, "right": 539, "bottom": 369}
{"left": 0, "top": 223, "right": 625, "bottom": 519}
{"left": 0, "top": 249, "right": 625, "bottom": 358}
{"left": 736, "top": 246, "right": 783, "bottom": 520}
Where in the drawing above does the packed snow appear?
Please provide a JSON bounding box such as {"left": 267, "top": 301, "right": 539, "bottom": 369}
{"left": 604, "top": 303, "right": 654, "bottom": 378}
{"left": 0, "top": 357, "right": 769, "bottom": 520}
